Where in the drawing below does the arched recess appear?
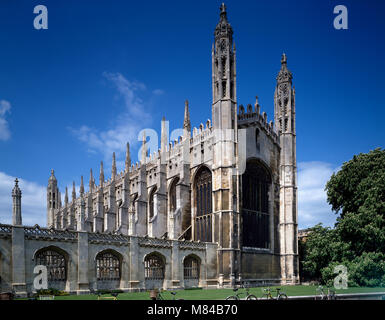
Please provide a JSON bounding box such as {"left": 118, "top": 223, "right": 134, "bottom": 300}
{"left": 144, "top": 252, "right": 166, "bottom": 290}
{"left": 169, "top": 177, "right": 179, "bottom": 213}
{"left": 95, "top": 249, "right": 122, "bottom": 290}
{"left": 183, "top": 254, "right": 201, "bottom": 288}
{"left": 149, "top": 186, "right": 157, "bottom": 220}
{"left": 193, "top": 166, "right": 213, "bottom": 242}
{"left": 241, "top": 158, "right": 272, "bottom": 249}
{"left": 34, "top": 246, "right": 68, "bottom": 290}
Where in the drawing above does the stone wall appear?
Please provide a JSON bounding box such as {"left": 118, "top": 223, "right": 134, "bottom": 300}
{"left": 0, "top": 224, "right": 218, "bottom": 296}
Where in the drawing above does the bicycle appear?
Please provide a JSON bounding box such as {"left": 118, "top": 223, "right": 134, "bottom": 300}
{"left": 226, "top": 285, "right": 257, "bottom": 300}
{"left": 261, "top": 287, "right": 288, "bottom": 300}
{"left": 90, "top": 289, "right": 120, "bottom": 300}
{"left": 151, "top": 289, "right": 184, "bottom": 300}
{"left": 315, "top": 286, "right": 336, "bottom": 300}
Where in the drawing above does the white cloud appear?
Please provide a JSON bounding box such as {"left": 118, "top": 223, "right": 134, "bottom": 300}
{"left": 297, "top": 161, "right": 340, "bottom": 229}
{"left": 152, "top": 89, "right": 164, "bottom": 95}
{"left": 0, "top": 100, "right": 11, "bottom": 141}
{"left": 0, "top": 162, "right": 340, "bottom": 230}
{"left": 69, "top": 72, "right": 153, "bottom": 160}
{"left": 0, "top": 172, "right": 46, "bottom": 227}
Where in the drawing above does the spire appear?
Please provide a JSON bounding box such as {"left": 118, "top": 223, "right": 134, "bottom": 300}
{"left": 141, "top": 131, "right": 147, "bottom": 164}
{"left": 215, "top": 2, "right": 233, "bottom": 43}
{"left": 212, "top": 3, "right": 237, "bottom": 127}
{"left": 89, "top": 168, "right": 94, "bottom": 191}
{"left": 277, "top": 53, "right": 292, "bottom": 84}
{"left": 274, "top": 53, "right": 295, "bottom": 134}
{"left": 212, "top": 3, "right": 235, "bottom": 103}
{"left": 281, "top": 52, "right": 287, "bottom": 65}
{"left": 48, "top": 169, "right": 57, "bottom": 184}
{"left": 64, "top": 186, "right": 68, "bottom": 205}
{"left": 80, "top": 175, "right": 84, "bottom": 195}
{"left": 72, "top": 181, "right": 76, "bottom": 202}
{"left": 99, "top": 161, "right": 104, "bottom": 186}
{"left": 112, "top": 152, "right": 117, "bottom": 180}
{"left": 161, "top": 117, "right": 168, "bottom": 153}
{"left": 183, "top": 100, "right": 191, "bottom": 138}
{"left": 12, "top": 178, "right": 22, "bottom": 225}
{"left": 219, "top": 3, "right": 228, "bottom": 22}
{"left": 125, "top": 142, "right": 131, "bottom": 173}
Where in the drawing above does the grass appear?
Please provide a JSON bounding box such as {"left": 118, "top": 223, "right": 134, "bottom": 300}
{"left": 48, "top": 285, "right": 385, "bottom": 300}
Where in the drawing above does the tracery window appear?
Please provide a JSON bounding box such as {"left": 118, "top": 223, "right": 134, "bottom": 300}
{"left": 35, "top": 248, "right": 66, "bottom": 281}
{"left": 195, "top": 167, "right": 212, "bottom": 242}
{"left": 184, "top": 256, "right": 200, "bottom": 280}
{"left": 242, "top": 161, "right": 271, "bottom": 249}
{"left": 144, "top": 254, "right": 165, "bottom": 280}
{"left": 149, "top": 187, "right": 157, "bottom": 219}
{"left": 96, "top": 251, "right": 120, "bottom": 281}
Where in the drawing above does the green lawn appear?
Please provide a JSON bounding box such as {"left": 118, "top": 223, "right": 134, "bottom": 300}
{"left": 50, "top": 285, "right": 385, "bottom": 300}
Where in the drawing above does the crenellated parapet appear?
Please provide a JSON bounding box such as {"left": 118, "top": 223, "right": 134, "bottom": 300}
{"left": 237, "top": 96, "right": 280, "bottom": 145}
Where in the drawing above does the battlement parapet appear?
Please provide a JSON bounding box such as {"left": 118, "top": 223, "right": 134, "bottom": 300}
{"left": 237, "top": 97, "right": 279, "bottom": 145}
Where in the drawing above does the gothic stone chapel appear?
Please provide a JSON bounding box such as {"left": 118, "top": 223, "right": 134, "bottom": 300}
{"left": 0, "top": 4, "right": 299, "bottom": 296}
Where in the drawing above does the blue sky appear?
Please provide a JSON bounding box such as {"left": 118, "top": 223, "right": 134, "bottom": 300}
{"left": 0, "top": 0, "right": 384, "bottom": 228}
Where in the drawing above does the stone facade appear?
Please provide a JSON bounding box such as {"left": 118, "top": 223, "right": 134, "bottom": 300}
{"left": 0, "top": 4, "right": 299, "bottom": 296}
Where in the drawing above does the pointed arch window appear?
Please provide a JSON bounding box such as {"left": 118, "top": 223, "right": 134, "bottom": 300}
{"left": 96, "top": 251, "right": 121, "bottom": 281}
{"left": 35, "top": 248, "right": 66, "bottom": 281}
{"left": 184, "top": 256, "right": 200, "bottom": 280}
{"left": 145, "top": 254, "right": 165, "bottom": 280}
{"left": 194, "top": 167, "right": 212, "bottom": 242}
{"left": 169, "top": 178, "right": 179, "bottom": 213}
{"left": 242, "top": 161, "right": 271, "bottom": 249}
{"left": 149, "top": 187, "right": 157, "bottom": 219}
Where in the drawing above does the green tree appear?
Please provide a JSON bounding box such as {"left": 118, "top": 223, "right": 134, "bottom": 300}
{"left": 302, "top": 148, "right": 385, "bottom": 286}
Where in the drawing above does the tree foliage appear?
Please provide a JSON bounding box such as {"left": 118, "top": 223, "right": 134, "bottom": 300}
{"left": 301, "top": 148, "right": 385, "bottom": 286}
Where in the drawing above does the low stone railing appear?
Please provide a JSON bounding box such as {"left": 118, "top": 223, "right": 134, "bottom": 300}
{"left": 88, "top": 232, "right": 130, "bottom": 244}
{"left": 24, "top": 224, "right": 78, "bottom": 241}
{"left": 138, "top": 237, "right": 172, "bottom": 248}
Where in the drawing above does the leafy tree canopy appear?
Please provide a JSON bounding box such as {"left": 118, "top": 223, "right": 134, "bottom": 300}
{"left": 301, "top": 148, "right": 385, "bottom": 286}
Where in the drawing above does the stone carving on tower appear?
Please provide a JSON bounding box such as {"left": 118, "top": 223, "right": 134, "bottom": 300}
{"left": 210, "top": 3, "right": 239, "bottom": 287}
{"left": 274, "top": 53, "right": 299, "bottom": 284}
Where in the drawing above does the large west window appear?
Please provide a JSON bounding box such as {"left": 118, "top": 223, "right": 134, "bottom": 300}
{"left": 241, "top": 161, "right": 271, "bottom": 249}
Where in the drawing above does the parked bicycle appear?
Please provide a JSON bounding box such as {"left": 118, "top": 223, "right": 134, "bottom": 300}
{"left": 150, "top": 289, "right": 184, "bottom": 300}
{"left": 315, "top": 286, "right": 336, "bottom": 300}
{"left": 261, "top": 287, "right": 288, "bottom": 300}
{"left": 226, "top": 285, "right": 257, "bottom": 300}
{"left": 90, "top": 289, "right": 120, "bottom": 300}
